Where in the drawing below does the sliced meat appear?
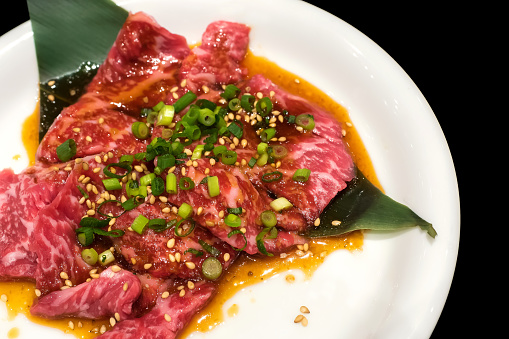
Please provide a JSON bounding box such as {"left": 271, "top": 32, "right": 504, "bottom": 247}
{"left": 31, "top": 163, "right": 94, "bottom": 294}
{"left": 97, "top": 282, "right": 215, "bottom": 339}
{"left": 179, "top": 21, "right": 250, "bottom": 92}
{"left": 36, "top": 12, "right": 191, "bottom": 163}
{"left": 241, "top": 74, "right": 355, "bottom": 225}
{"left": 87, "top": 11, "right": 190, "bottom": 113}
{"left": 30, "top": 267, "right": 141, "bottom": 320}
{"left": 0, "top": 163, "right": 71, "bottom": 280}
{"left": 110, "top": 203, "right": 239, "bottom": 280}
{"left": 164, "top": 161, "right": 306, "bottom": 255}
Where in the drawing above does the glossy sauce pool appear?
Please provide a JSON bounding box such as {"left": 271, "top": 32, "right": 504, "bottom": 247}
{"left": 0, "top": 51, "right": 381, "bottom": 339}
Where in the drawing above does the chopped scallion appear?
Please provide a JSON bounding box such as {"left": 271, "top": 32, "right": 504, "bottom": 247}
{"left": 255, "top": 97, "right": 273, "bottom": 117}
{"left": 207, "top": 175, "right": 220, "bottom": 198}
{"left": 178, "top": 202, "right": 193, "bottom": 219}
{"left": 260, "top": 128, "right": 276, "bottom": 142}
{"left": 56, "top": 138, "right": 77, "bottom": 162}
{"left": 156, "top": 105, "right": 175, "bottom": 126}
{"left": 102, "top": 178, "right": 122, "bottom": 191}
{"left": 131, "top": 215, "right": 149, "bottom": 234}
{"left": 201, "top": 256, "right": 223, "bottom": 280}
{"left": 270, "top": 197, "right": 293, "bottom": 212}
{"left": 224, "top": 214, "right": 242, "bottom": 228}
{"left": 295, "top": 114, "right": 315, "bottom": 130}
{"left": 221, "top": 150, "right": 237, "bottom": 165}
{"left": 174, "top": 91, "right": 197, "bottom": 113}
{"left": 131, "top": 121, "right": 150, "bottom": 139}
{"left": 260, "top": 210, "right": 277, "bottom": 228}
{"left": 293, "top": 168, "right": 311, "bottom": 182}
{"left": 98, "top": 249, "right": 115, "bottom": 265}
{"left": 166, "top": 172, "right": 177, "bottom": 194}
{"left": 179, "top": 177, "right": 195, "bottom": 190}
{"left": 81, "top": 248, "right": 98, "bottom": 265}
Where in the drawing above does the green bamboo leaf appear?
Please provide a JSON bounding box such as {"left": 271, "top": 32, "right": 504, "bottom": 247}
{"left": 305, "top": 168, "right": 436, "bottom": 238}
{"left": 27, "top": 0, "right": 128, "bottom": 82}
{"left": 27, "top": 0, "right": 128, "bottom": 139}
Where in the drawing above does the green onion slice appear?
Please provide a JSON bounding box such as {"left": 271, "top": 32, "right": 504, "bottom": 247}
{"left": 198, "top": 108, "right": 216, "bottom": 126}
{"left": 175, "top": 219, "right": 196, "bottom": 237}
{"left": 103, "top": 162, "right": 132, "bottom": 179}
{"left": 255, "top": 227, "right": 274, "bottom": 256}
{"left": 256, "top": 153, "right": 268, "bottom": 167}
{"left": 166, "top": 172, "right": 177, "bottom": 194}
{"left": 221, "top": 84, "right": 241, "bottom": 100}
{"left": 201, "top": 256, "right": 223, "bottom": 280}
{"left": 293, "top": 168, "right": 311, "bottom": 182}
{"left": 131, "top": 214, "right": 149, "bottom": 234}
{"left": 240, "top": 94, "right": 255, "bottom": 112}
{"left": 156, "top": 105, "right": 175, "bottom": 126}
{"left": 119, "top": 154, "right": 134, "bottom": 164}
{"left": 198, "top": 239, "right": 221, "bottom": 257}
{"left": 183, "top": 106, "right": 200, "bottom": 125}
{"left": 227, "top": 120, "right": 243, "bottom": 139}
{"left": 228, "top": 98, "right": 241, "bottom": 111}
{"left": 207, "top": 175, "right": 220, "bottom": 198}
{"left": 260, "top": 128, "right": 276, "bottom": 142}
{"left": 227, "top": 207, "right": 243, "bottom": 215}
{"left": 96, "top": 199, "right": 124, "bottom": 218}
{"left": 99, "top": 249, "right": 115, "bottom": 266}
{"left": 121, "top": 196, "right": 144, "bottom": 212}
{"left": 248, "top": 157, "right": 257, "bottom": 168}
{"left": 102, "top": 178, "right": 122, "bottom": 191}
{"left": 131, "top": 121, "right": 150, "bottom": 139}
{"left": 255, "top": 97, "right": 273, "bottom": 117}
{"left": 56, "top": 138, "right": 77, "bottom": 162}
{"left": 179, "top": 177, "right": 195, "bottom": 190}
{"left": 178, "top": 202, "right": 193, "bottom": 219}
{"left": 271, "top": 145, "right": 288, "bottom": 159}
{"left": 213, "top": 145, "right": 227, "bottom": 156}
{"left": 295, "top": 114, "right": 315, "bottom": 131}
{"left": 139, "top": 173, "right": 155, "bottom": 187}
{"left": 174, "top": 91, "right": 197, "bottom": 113}
{"left": 81, "top": 248, "right": 98, "bottom": 265}
{"left": 257, "top": 142, "right": 268, "bottom": 154}
{"left": 260, "top": 210, "right": 277, "bottom": 228}
{"left": 227, "top": 229, "right": 247, "bottom": 252}
{"left": 157, "top": 154, "right": 175, "bottom": 171}
{"left": 148, "top": 218, "right": 176, "bottom": 232}
{"left": 152, "top": 101, "right": 165, "bottom": 112}
{"left": 221, "top": 150, "right": 237, "bottom": 165}
{"left": 77, "top": 185, "right": 89, "bottom": 199}
{"left": 261, "top": 171, "right": 283, "bottom": 183}
{"left": 191, "top": 144, "right": 205, "bottom": 160}
{"left": 270, "top": 197, "right": 293, "bottom": 211}
{"left": 224, "top": 214, "right": 242, "bottom": 228}
{"left": 150, "top": 177, "right": 164, "bottom": 196}
{"left": 184, "top": 248, "right": 204, "bottom": 256}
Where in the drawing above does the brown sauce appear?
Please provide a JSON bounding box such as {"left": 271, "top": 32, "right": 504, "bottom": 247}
{"left": 0, "top": 51, "right": 380, "bottom": 338}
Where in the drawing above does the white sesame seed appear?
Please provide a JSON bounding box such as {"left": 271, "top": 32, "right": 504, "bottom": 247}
{"left": 167, "top": 238, "right": 175, "bottom": 248}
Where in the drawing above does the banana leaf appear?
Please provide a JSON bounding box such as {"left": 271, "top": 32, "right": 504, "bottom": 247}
{"left": 27, "top": 0, "right": 435, "bottom": 240}
{"left": 306, "top": 168, "right": 436, "bottom": 238}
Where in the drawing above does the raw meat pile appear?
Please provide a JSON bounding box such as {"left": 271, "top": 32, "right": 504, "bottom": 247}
{"left": 0, "top": 12, "right": 354, "bottom": 338}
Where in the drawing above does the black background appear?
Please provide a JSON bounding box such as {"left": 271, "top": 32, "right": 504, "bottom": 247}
{"left": 2, "top": 1, "right": 468, "bottom": 338}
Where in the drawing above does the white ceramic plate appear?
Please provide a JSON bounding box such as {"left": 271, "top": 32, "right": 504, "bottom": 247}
{"left": 0, "top": 0, "right": 460, "bottom": 338}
